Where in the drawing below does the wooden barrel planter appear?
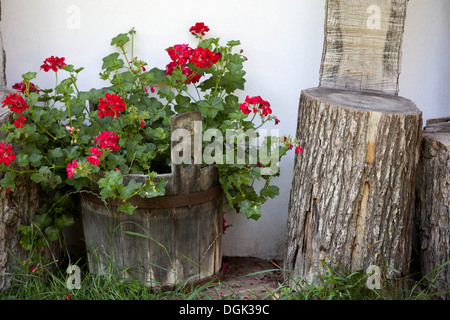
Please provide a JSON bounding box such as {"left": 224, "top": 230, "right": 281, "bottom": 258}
{"left": 80, "top": 111, "right": 224, "bottom": 288}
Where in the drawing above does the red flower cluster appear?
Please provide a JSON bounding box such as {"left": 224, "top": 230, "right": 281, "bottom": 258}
{"left": 66, "top": 160, "right": 77, "bottom": 178}
{"left": 97, "top": 93, "right": 126, "bottom": 119}
{"left": 2, "top": 93, "right": 29, "bottom": 114}
{"left": 190, "top": 47, "right": 222, "bottom": 69}
{"left": 14, "top": 115, "right": 26, "bottom": 128}
{"left": 86, "top": 146, "right": 103, "bottom": 165}
{"left": 190, "top": 22, "right": 210, "bottom": 36}
{"left": 239, "top": 96, "right": 272, "bottom": 116}
{"left": 12, "top": 81, "right": 40, "bottom": 94}
{"left": 0, "top": 142, "right": 16, "bottom": 166}
{"left": 40, "top": 56, "right": 66, "bottom": 72}
{"left": 94, "top": 131, "right": 120, "bottom": 152}
{"left": 165, "top": 44, "right": 222, "bottom": 84}
{"left": 167, "top": 44, "right": 191, "bottom": 66}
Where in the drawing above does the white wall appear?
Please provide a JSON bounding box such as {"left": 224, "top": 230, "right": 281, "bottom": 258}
{"left": 1, "top": 0, "right": 448, "bottom": 259}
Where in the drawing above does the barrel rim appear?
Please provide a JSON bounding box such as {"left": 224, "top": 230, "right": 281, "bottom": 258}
{"left": 81, "top": 184, "right": 223, "bottom": 209}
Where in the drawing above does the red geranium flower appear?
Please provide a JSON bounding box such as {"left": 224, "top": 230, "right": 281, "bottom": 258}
{"left": 2, "top": 93, "right": 30, "bottom": 114}
{"left": 66, "top": 160, "right": 77, "bottom": 178}
{"left": 295, "top": 145, "right": 304, "bottom": 154}
{"left": 165, "top": 44, "right": 206, "bottom": 84}
{"left": 97, "top": 93, "right": 126, "bottom": 119}
{"left": 189, "top": 47, "right": 222, "bottom": 69}
{"left": 239, "top": 102, "right": 251, "bottom": 115}
{"left": 12, "top": 81, "right": 40, "bottom": 94}
{"left": 14, "top": 115, "right": 26, "bottom": 128}
{"left": 167, "top": 44, "right": 192, "bottom": 65}
{"left": 94, "top": 131, "right": 120, "bottom": 152}
{"left": 0, "top": 142, "right": 16, "bottom": 166}
{"left": 40, "top": 56, "right": 66, "bottom": 72}
{"left": 274, "top": 116, "right": 280, "bottom": 125}
{"left": 189, "top": 22, "right": 210, "bottom": 36}
{"left": 86, "top": 146, "right": 103, "bottom": 165}
{"left": 239, "top": 96, "right": 272, "bottom": 117}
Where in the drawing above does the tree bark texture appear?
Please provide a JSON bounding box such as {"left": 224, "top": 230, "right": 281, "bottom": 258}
{"left": 284, "top": 87, "right": 422, "bottom": 282}
{"left": 0, "top": 106, "right": 41, "bottom": 290}
{"left": 415, "top": 118, "right": 449, "bottom": 299}
{"left": 319, "top": 0, "right": 408, "bottom": 95}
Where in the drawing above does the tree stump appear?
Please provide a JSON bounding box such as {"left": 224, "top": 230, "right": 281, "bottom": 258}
{"left": 415, "top": 118, "right": 450, "bottom": 299}
{"left": 284, "top": 0, "right": 423, "bottom": 282}
{"left": 0, "top": 102, "right": 41, "bottom": 290}
{"left": 285, "top": 88, "right": 422, "bottom": 281}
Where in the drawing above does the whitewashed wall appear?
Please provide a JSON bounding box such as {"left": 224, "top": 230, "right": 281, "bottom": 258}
{"left": 1, "top": 0, "right": 449, "bottom": 259}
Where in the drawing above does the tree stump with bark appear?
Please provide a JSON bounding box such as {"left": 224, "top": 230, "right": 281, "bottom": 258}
{"left": 0, "top": 100, "right": 42, "bottom": 290}
{"left": 415, "top": 118, "right": 450, "bottom": 299}
{"left": 285, "top": 88, "right": 422, "bottom": 281}
{"left": 285, "top": 0, "right": 423, "bottom": 282}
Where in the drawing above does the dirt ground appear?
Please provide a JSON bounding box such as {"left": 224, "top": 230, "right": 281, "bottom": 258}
{"left": 203, "top": 256, "right": 285, "bottom": 300}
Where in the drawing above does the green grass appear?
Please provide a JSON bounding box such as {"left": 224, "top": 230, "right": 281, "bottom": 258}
{"left": 1, "top": 251, "right": 448, "bottom": 300}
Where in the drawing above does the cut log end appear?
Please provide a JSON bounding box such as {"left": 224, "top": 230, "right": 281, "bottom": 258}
{"left": 302, "top": 87, "right": 421, "bottom": 115}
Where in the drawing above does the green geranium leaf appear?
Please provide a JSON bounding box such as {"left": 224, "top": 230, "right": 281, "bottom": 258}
{"left": 30, "top": 166, "right": 51, "bottom": 184}
{"left": 118, "top": 201, "right": 137, "bottom": 215}
{"left": 260, "top": 185, "right": 279, "bottom": 199}
{"left": 140, "top": 177, "right": 167, "bottom": 198}
{"left": 62, "top": 64, "right": 75, "bottom": 73}
{"left": 227, "top": 40, "right": 241, "bottom": 47}
{"left": 141, "top": 68, "right": 165, "bottom": 84}
{"left": 239, "top": 200, "right": 261, "bottom": 220}
{"left": 33, "top": 213, "right": 52, "bottom": 230}
{"left": 98, "top": 170, "right": 123, "bottom": 199}
{"left": 0, "top": 171, "right": 16, "bottom": 191}
{"left": 49, "top": 148, "right": 64, "bottom": 159}
{"left": 65, "top": 176, "right": 89, "bottom": 190}
{"left": 22, "top": 72, "right": 37, "bottom": 82}
{"left": 44, "top": 226, "right": 60, "bottom": 242}
{"left": 111, "top": 32, "right": 130, "bottom": 48}
{"left": 120, "top": 179, "right": 143, "bottom": 199}
{"left": 102, "top": 52, "right": 124, "bottom": 71}
{"left": 154, "top": 127, "right": 167, "bottom": 140}
{"left": 15, "top": 154, "right": 29, "bottom": 167}
{"left": 29, "top": 153, "right": 43, "bottom": 166}
{"left": 19, "top": 233, "right": 32, "bottom": 250}
{"left": 28, "top": 92, "right": 40, "bottom": 106}
{"left": 54, "top": 214, "right": 75, "bottom": 229}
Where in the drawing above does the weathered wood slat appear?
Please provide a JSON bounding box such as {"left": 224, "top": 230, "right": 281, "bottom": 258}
{"left": 319, "top": 0, "right": 408, "bottom": 95}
